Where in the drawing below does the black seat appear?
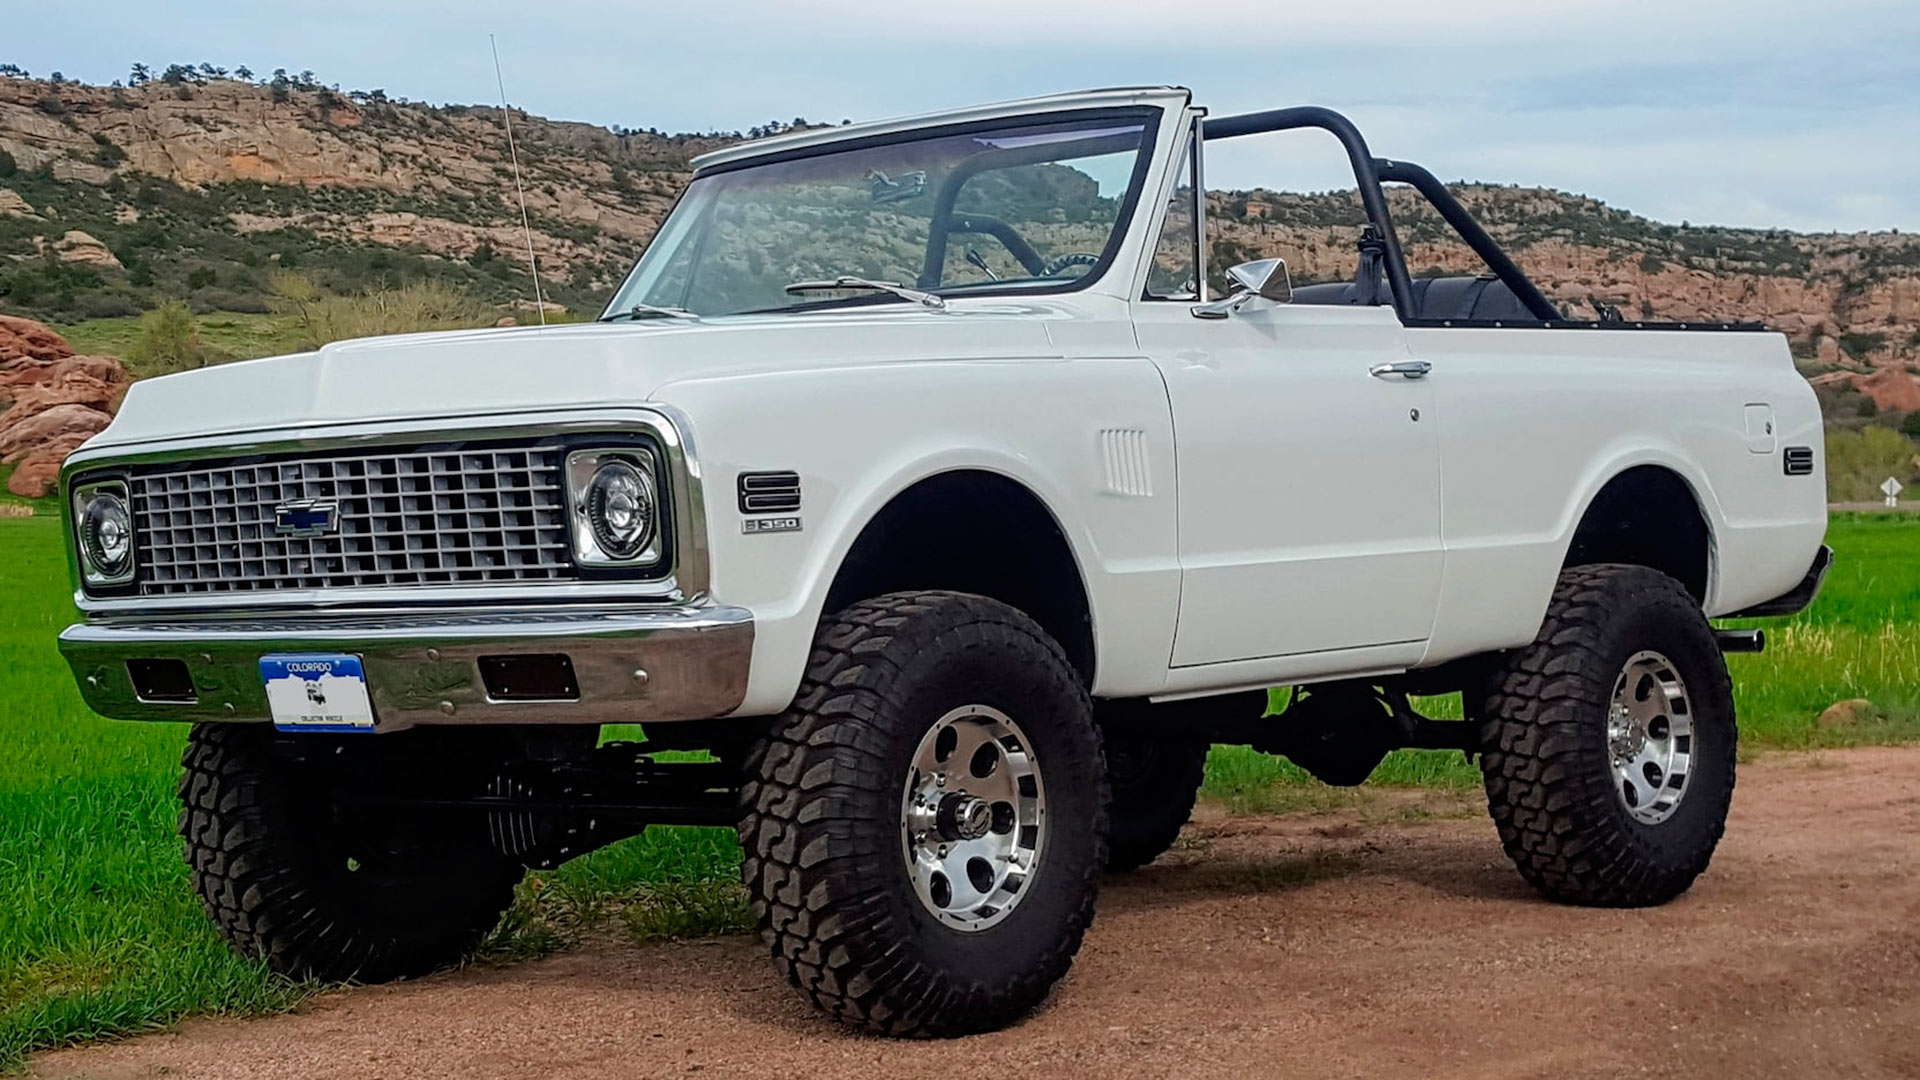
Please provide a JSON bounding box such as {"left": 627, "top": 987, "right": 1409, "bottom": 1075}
{"left": 1291, "top": 273, "right": 1537, "bottom": 322}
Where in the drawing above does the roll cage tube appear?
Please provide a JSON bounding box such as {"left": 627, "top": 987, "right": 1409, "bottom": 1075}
{"left": 917, "top": 129, "right": 1154, "bottom": 290}
{"left": 1201, "top": 106, "right": 1561, "bottom": 325}
{"left": 1373, "top": 159, "right": 1560, "bottom": 322}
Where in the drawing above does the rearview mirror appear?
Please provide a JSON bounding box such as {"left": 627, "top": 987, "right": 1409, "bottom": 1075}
{"left": 1225, "top": 258, "right": 1292, "bottom": 303}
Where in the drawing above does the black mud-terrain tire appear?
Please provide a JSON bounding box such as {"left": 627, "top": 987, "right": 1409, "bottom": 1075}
{"left": 1478, "top": 564, "right": 1736, "bottom": 907}
{"left": 738, "top": 591, "right": 1108, "bottom": 1037}
{"left": 180, "top": 724, "right": 524, "bottom": 983}
{"left": 1099, "top": 715, "right": 1209, "bottom": 872}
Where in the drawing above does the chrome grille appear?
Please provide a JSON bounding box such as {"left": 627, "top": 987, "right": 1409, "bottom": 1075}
{"left": 131, "top": 445, "right": 575, "bottom": 594}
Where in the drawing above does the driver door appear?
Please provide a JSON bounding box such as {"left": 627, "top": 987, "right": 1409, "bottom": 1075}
{"left": 1130, "top": 123, "right": 1443, "bottom": 669}
{"left": 1136, "top": 299, "right": 1442, "bottom": 667}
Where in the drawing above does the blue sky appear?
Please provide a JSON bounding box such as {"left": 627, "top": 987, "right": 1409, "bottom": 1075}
{"left": 11, "top": 0, "right": 1919, "bottom": 232}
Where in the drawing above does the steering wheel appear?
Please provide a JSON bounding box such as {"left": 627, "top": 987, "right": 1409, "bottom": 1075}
{"left": 1041, "top": 252, "right": 1101, "bottom": 277}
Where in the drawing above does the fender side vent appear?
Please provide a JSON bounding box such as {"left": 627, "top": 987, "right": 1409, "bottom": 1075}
{"left": 1100, "top": 428, "right": 1153, "bottom": 497}
{"left": 739, "top": 471, "right": 801, "bottom": 514}
{"left": 1783, "top": 446, "right": 1814, "bottom": 476}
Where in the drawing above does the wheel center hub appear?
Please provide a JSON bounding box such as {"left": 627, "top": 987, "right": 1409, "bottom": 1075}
{"left": 1607, "top": 704, "right": 1646, "bottom": 763}
{"left": 937, "top": 793, "right": 993, "bottom": 841}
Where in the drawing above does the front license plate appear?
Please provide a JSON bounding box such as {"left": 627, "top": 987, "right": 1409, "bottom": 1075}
{"left": 261, "top": 654, "right": 376, "bottom": 732}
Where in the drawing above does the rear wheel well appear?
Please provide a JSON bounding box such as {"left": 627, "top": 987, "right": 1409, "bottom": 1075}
{"left": 823, "top": 471, "right": 1095, "bottom": 684}
{"left": 1563, "top": 465, "right": 1711, "bottom": 602}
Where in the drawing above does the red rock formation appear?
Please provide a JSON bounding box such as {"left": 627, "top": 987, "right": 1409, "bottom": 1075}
{"left": 0, "top": 314, "right": 74, "bottom": 365}
{"left": 6, "top": 430, "right": 96, "bottom": 499}
{"left": 1854, "top": 369, "right": 1920, "bottom": 412}
{"left": 1808, "top": 367, "right": 1920, "bottom": 412}
{"left": 0, "top": 317, "right": 127, "bottom": 497}
{"left": 0, "top": 402, "right": 113, "bottom": 461}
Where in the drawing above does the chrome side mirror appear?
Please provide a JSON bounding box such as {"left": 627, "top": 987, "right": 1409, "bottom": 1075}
{"left": 1226, "top": 258, "right": 1292, "bottom": 303}
{"left": 1191, "top": 257, "right": 1292, "bottom": 319}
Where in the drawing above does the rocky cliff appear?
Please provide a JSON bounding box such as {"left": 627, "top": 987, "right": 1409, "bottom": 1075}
{"left": 2, "top": 74, "right": 1917, "bottom": 409}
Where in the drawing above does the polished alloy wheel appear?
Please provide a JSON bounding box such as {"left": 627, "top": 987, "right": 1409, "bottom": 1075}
{"left": 900, "top": 704, "right": 1045, "bottom": 931}
{"left": 1606, "top": 650, "right": 1695, "bottom": 824}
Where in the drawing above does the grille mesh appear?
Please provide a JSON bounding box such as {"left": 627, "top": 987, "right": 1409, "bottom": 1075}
{"left": 130, "top": 445, "right": 575, "bottom": 594}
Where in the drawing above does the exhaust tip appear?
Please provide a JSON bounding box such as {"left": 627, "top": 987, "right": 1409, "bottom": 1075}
{"left": 1715, "top": 629, "right": 1766, "bottom": 654}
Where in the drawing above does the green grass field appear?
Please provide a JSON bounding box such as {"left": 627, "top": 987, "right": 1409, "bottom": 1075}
{"left": 3, "top": 513, "right": 1917, "bottom": 1068}
{"left": 52, "top": 313, "right": 315, "bottom": 373}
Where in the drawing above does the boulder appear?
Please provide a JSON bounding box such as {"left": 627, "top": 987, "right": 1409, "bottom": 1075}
{"left": 51, "top": 230, "right": 123, "bottom": 269}
{"left": 1817, "top": 699, "right": 1883, "bottom": 729}
{"left": 0, "top": 353, "right": 129, "bottom": 403}
{"left": 0, "top": 188, "right": 36, "bottom": 218}
{"left": 0, "top": 315, "right": 75, "bottom": 365}
{"left": 5, "top": 429, "right": 95, "bottom": 498}
{"left": 0, "top": 403, "right": 112, "bottom": 463}
{"left": 8, "top": 371, "right": 120, "bottom": 415}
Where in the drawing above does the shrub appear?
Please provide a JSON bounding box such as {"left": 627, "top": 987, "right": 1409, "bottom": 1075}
{"left": 269, "top": 270, "right": 497, "bottom": 347}
{"left": 70, "top": 292, "right": 142, "bottom": 319}
{"left": 188, "top": 289, "right": 270, "bottom": 314}
{"left": 1825, "top": 426, "right": 1919, "bottom": 502}
{"left": 1839, "top": 331, "right": 1889, "bottom": 358}
{"left": 91, "top": 133, "right": 126, "bottom": 168}
{"left": 128, "top": 301, "right": 210, "bottom": 375}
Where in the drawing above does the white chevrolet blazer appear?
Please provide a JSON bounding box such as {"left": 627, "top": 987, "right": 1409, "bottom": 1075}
{"left": 58, "top": 87, "right": 1829, "bottom": 1034}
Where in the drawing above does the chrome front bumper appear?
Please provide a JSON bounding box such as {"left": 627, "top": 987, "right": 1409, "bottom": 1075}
{"left": 59, "top": 603, "right": 754, "bottom": 730}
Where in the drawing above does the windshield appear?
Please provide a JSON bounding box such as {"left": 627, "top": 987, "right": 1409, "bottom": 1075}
{"left": 603, "top": 110, "right": 1158, "bottom": 318}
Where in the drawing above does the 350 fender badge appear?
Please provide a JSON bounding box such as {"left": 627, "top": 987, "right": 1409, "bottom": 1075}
{"left": 743, "top": 516, "right": 802, "bottom": 535}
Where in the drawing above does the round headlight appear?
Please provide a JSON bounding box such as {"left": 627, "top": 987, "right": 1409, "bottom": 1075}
{"left": 81, "top": 492, "right": 133, "bottom": 576}
{"left": 585, "top": 459, "right": 656, "bottom": 561}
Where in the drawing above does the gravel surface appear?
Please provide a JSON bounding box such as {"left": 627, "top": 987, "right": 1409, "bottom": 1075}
{"left": 33, "top": 746, "right": 1920, "bottom": 1080}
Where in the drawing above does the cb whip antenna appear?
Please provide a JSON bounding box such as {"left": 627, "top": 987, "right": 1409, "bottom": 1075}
{"left": 490, "top": 34, "right": 546, "bottom": 325}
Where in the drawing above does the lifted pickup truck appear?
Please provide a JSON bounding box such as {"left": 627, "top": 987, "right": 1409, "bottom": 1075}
{"left": 58, "top": 87, "right": 1829, "bottom": 1035}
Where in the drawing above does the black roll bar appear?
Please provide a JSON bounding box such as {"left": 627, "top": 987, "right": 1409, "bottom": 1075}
{"left": 1372, "top": 159, "right": 1560, "bottom": 322}
{"left": 1203, "top": 106, "right": 1566, "bottom": 324}
{"left": 1202, "top": 107, "right": 1418, "bottom": 322}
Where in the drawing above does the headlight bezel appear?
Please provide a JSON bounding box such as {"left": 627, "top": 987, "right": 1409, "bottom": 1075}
{"left": 565, "top": 445, "right": 668, "bottom": 573}
{"left": 71, "top": 477, "right": 137, "bottom": 589}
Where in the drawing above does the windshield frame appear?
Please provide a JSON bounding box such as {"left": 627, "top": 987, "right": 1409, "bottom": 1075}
{"left": 601, "top": 106, "right": 1166, "bottom": 319}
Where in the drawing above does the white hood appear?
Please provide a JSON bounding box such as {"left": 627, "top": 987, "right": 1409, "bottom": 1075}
{"left": 91, "top": 306, "right": 1064, "bottom": 448}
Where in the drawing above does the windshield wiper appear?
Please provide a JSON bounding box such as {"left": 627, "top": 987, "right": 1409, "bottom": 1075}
{"left": 601, "top": 302, "right": 698, "bottom": 322}
{"left": 783, "top": 277, "right": 947, "bottom": 311}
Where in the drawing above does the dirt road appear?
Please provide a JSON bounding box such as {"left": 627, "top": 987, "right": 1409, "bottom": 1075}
{"left": 34, "top": 747, "right": 1920, "bottom": 1080}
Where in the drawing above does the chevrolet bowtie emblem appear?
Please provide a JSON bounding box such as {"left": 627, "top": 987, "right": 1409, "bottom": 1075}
{"left": 273, "top": 499, "right": 340, "bottom": 537}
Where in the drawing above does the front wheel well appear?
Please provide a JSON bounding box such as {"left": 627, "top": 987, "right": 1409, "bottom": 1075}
{"left": 822, "top": 470, "right": 1095, "bottom": 684}
{"left": 1562, "top": 465, "right": 1711, "bottom": 603}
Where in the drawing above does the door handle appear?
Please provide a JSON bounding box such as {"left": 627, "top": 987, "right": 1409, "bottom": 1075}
{"left": 1369, "top": 360, "right": 1432, "bottom": 380}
